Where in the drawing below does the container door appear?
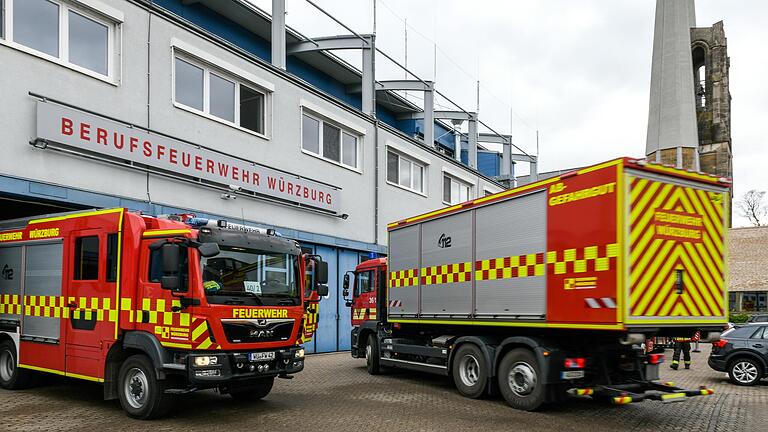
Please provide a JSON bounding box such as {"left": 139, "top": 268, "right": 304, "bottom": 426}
{"left": 626, "top": 171, "right": 728, "bottom": 324}
{"left": 18, "top": 240, "right": 67, "bottom": 376}
{"left": 387, "top": 225, "right": 420, "bottom": 318}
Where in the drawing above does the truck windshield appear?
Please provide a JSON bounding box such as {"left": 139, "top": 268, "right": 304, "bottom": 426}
{"left": 201, "top": 246, "right": 300, "bottom": 306}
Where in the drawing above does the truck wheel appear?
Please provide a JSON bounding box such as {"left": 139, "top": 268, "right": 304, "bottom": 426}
{"left": 0, "top": 340, "right": 34, "bottom": 390}
{"left": 230, "top": 377, "right": 274, "bottom": 401}
{"left": 452, "top": 344, "right": 488, "bottom": 399}
{"left": 118, "top": 354, "right": 172, "bottom": 419}
{"left": 366, "top": 334, "right": 382, "bottom": 375}
{"left": 728, "top": 358, "right": 762, "bottom": 386}
{"left": 498, "top": 348, "right": 546, "bottom": 411}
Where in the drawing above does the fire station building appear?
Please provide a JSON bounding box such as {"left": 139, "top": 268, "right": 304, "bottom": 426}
{"left": 0, "top": 0, "right": 508, "bottom": 352}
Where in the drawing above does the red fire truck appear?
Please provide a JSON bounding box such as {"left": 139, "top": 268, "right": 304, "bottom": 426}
{"left": 0, "top": 209, "right": 327, "bottom": 419}
{"left": 344, "top": 157, "right": 728, "bottom": 410}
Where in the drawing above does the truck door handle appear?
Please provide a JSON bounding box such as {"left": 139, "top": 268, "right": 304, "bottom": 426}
{"left": 68, "top": 302, "right": 77, "bottom": 308}
{"left": 754, "top": 344, "right": 764, "bottom": 348}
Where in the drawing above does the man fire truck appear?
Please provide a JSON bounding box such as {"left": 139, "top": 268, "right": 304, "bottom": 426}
{"left": 0, "top": 209, "right": 327, "bottom": 419}
{"left": 344, "top": 157, "right": 728, "bottom": 411}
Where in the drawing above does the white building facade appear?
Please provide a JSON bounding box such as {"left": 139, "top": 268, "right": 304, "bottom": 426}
{"left": 0, "top": 0, "right": 505, "bottom": 352}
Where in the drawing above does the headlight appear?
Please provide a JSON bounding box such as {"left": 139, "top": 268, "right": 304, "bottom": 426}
{"left": 295, "top": 348, "right": 305, "bottom": 358}
{"left": 193, "top": 355, "right": 219, "bottom": 367}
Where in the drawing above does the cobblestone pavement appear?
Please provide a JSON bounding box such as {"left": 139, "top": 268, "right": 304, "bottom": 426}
{"left": 1, "top": 346, "right": 767, "bottom": 431}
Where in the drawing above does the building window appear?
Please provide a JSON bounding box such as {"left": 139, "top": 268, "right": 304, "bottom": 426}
{"left": 387, "top": 151, "right": 424, "bottom": 194}
{"left": 301, "top": 112, "right": 359, "bottom": 170}
{"left": 741, "top": 292, "right": 768, "bottom": 312}
{"left": 443, "top": 175, "right": 471, "bottom": 205}
{"left": 74, "top": 236, "right": 99, "bottom": 280}
{"left": 3, "top": 0, "right": 116, "bottom": 78}
{"left": 174, "top": 54, "right": 267, "bottom": 135}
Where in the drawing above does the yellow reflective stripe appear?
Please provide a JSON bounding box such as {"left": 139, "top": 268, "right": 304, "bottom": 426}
{"left": 388, "top": 318, "right": 624, "bottom": 330}
{"left": 142, "top": 229, "right": 192, "bottom": 238}
{"left": 29, "top": 208, "right": 124, "bottom": 224}
{"left": 19, "top": 364, "right": 104, "bottom": 383}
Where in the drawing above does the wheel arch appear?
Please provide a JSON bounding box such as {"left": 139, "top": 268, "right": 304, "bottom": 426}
{"left": 494, "top": 336, "right": 554, "bottom": 383}
{"left": 448, "top": 336, "right": 498, "bottom": 379}
{"left": 726, "top": 350, "right": 768, "bottom": 374}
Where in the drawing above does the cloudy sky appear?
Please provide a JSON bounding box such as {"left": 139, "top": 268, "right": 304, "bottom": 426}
{"left": 250, "top": 0, "right": 766, "bottom": 227}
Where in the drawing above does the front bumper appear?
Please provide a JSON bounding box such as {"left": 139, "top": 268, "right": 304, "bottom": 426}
{"left": 182, "top": 346, "right": 305, "bottom": 385}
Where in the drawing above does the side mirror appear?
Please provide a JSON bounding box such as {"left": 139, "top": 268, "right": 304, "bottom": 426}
{"left": 315, "top": 260, "right": 328, "bottom": 285}
{"left": 161, "top": 243, "right": 181, "bottom": 291}
{"left": 343, "top": 273, "right": 350, "bottom": 291}
{"left": 316, "top": 284, "right": 329, "bottom": 297}
{"left": 197, "top": 242, "right": 220, "bottom": 258}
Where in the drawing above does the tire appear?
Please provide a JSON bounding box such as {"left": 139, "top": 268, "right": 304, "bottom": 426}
{"left": 728, "top": 358, "right": 763, "bottom": 386}
{"left": 0, "top": 340, "right": 34, "bottom": 390}
{"left": 451, "top": 344, "right": 488, "bottom": 399}
{"left": 117, "top": 354, "right": 173, "bottom": 420}
{"left": 229, "top": 377, "right": 274, "bottom": 401}
{"left": 365, "top": 334, "right": 382, "bottom": 375}
{"left": 497, "top": 348, "right": 546, "bottom": 411}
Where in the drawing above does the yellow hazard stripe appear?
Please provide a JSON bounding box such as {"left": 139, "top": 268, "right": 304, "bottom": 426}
{"left": 19, "top": 364, "right": 104, "bottom": 383}
{"left": 388, "top": 318, "right": 624, "bottom": 330}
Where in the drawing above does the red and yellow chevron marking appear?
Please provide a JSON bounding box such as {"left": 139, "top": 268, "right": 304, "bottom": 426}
{"left": 422, "top": 262, "right": 473, "bottom": 285}
{"left": 352, "top": 307, "right": 377, "bottom": 321}
{"left": 190, "top": 317, "right": 220, "bottom": 350}
{"left": 389, "top": 269, "right": 419, "bottom": 288}
{"left": 300, "top": 303, "right": 319, "bottom": 344}
{"left": 628, "top": 176, "right": 725, "bottom": 318}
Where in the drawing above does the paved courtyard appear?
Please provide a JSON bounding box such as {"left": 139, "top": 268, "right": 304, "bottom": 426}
{"left": 1, "top": 346, "right": 767, "bottom": 431}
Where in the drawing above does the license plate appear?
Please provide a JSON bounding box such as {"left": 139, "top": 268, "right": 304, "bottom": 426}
{"left": 561, "top": 370, "right": 585, "bottom": 380}
{"left": 249, "top": 352, "right": 275, "bottom": 362}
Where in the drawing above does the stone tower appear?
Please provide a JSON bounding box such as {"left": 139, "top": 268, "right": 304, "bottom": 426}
{"left": 645, "top": 0, "right": 699, "bottom": 170}
{"left": 691, "top": 21, "right": 732, "bottom": 180}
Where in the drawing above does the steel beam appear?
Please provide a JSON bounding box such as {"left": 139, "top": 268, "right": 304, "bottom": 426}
{"left": 467, "top": 113, "right": 478, "bottom": 169}
{"left": 288, "top": 34, "right": 375, "bottom": 115}
{"left": 271, "top": 0, "right": 286, "bottom": 69}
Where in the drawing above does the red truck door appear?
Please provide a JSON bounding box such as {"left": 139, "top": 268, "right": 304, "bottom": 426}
{"left": 351, "top": 269, "right": 377, "bottom": 326}
{"left": 64, "top": 229, "right": 119, "bottom": 381}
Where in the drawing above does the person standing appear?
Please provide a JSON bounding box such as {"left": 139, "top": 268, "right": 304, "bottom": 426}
{"left": 670, "top": 331, "right": 700, "bottom": 370}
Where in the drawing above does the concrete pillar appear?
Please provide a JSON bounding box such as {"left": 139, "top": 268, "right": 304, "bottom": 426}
{"left": 645, "top": 0, "right": 699, "bottom": 169}
{"left": 271, "top": 0, "right": 286, "bottom": 69}
{"left": 501, "top": 139, "right": 511, "bottom": 177}
{"left": 453, "top": 131, "right": 462, "bottom": 162}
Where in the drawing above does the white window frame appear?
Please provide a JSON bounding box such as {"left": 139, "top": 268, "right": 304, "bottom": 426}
{"left": 0, "top": 0, "right": 121, "bottom": 84}
{"left": 443, "top": 174, "right": 473, "bottom": 205}
{"left": 300, "top": 108, "right": 362, "bottom": 173}
{"left": 172, "top": 50, "right": 271, "bottom": 140}
{"left": 386, "top": 150, "right": 426, "bottom": 196}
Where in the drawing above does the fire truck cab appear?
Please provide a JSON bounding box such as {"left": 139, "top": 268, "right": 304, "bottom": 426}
{"left": 0, "top": 209, "right": 327, "bottom": 419}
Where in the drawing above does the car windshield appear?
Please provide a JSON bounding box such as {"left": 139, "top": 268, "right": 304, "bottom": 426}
{"left": 201, "top": 246, "right": 299, "bottom": 306}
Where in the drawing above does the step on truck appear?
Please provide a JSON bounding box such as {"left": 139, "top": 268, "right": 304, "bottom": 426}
{"left": 0, "top": 210, "right": 328, "bottom": 419}
{"left": 344, "top": 157, "right": 729, "bottom": 410}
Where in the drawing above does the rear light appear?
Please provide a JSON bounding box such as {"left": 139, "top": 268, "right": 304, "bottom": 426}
{"left": 564, "top": 358, "right": 586, "bottom": 369}
{"left": 648, "top": 353, "right": 665, "bottom": 365}
{"left": 712, "top": 339, "right": 728, "bottom": 348}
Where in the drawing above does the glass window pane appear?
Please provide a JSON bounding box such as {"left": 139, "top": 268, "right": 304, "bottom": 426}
{"left": 302, "top": 114, "right": 320, "bottom": 153}
{"left": 14, "top": 0, "right": 59, "bottom": 57}
{"left": 443, "top": 176, "right": 451, "bottom": 203}
{"left": 106, "top": 233, "right": 118, "bottom": 282}
{"left": 240, "top": 85, "right": 264, "bottom": 134}
{"left": 209, "top": 73, "right": 235, "bottom": 122}
{"left": 174, "top": 58, "right": 204, "bottom": 111}
{"left": 323, "top": 123, "right": 341, "bottom": 162}
{"left": 413, "top": 165, "right": 423, "bottom": 192}
{"left": 400, "top": 159, "right": 411, "bottom": 188}
{"left": 74, "top": 236, "right": 99, "bottom": 280}
{"left": 68, "top": 11, "right": 108, "bottom": 75}
{"left": 460, "top": 185, "right": 469, "bottom": 202}
{"left": 451, "top": 180, "right": 459, "bottom": 204}
{"left": 1, "top": 1, "right": 5, "bottom": 39}
{"left": 342, "top": 132, "right": 357, "bottom": 167}
{"left": 387, "top": 152, "right": 399, "bottom": 184}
